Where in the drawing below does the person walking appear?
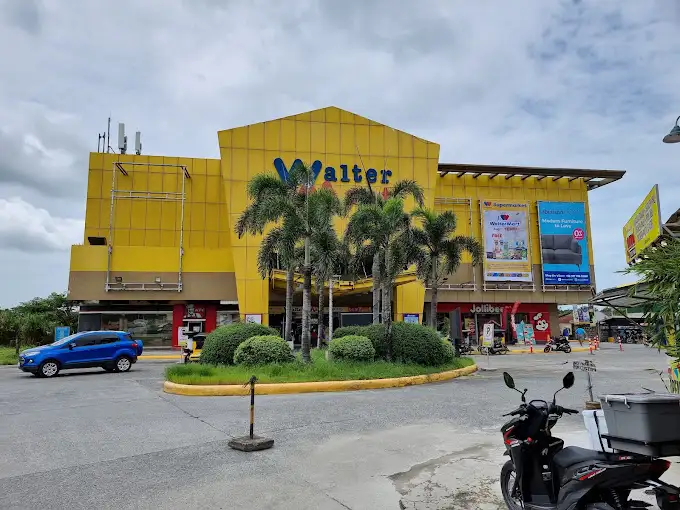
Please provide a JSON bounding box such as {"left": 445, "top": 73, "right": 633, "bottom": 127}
{"left": 575, "top": 326, "right": 586, "bottom": 346}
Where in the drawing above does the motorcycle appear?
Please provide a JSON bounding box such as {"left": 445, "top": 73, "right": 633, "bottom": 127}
{"left": 544, "top": 337, "right": 572, "bottom": 354}
{"left": 480, "top": 339, "right": 510, "bottom": 355}
{"left": 500, "top": 371, "right": 680, "bottom": 509}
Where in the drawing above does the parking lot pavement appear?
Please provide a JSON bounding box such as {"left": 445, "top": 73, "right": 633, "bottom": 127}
{"left": 0, "top": 345, "right": 675, "bottom": 509}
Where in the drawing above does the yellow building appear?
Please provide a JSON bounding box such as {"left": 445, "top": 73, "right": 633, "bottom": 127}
{"left": 68, "top": 107, "right": 624, "bottom": 347}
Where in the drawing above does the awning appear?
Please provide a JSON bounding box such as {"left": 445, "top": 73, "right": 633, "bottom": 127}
{"left": 589, "top": 281, "right": 656, "bottom": 310}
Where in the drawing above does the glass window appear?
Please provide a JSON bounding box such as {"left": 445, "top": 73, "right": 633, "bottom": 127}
{"left": 94, "top": 313, "right": 172, "bottom": 346}
{"left": 99, "top": 335, "right": 119, "bottom": 344}
{"left": 75, "top": 334, "right": 98, "bottom": 347}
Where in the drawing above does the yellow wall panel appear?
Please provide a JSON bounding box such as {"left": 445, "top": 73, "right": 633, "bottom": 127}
{"left": 146, "top": 202, "right": 162, "bottom": 230}
{"left": 248, "top": 123, "right": 265, "bottom": 150}
{"left": 247, "top": 149, "right": 265, "bottom": 180}
{"left": 218, "top": 128, "right": 232, "bottom": 148}
{"left": 398, "top": 131, "right": 413, "bottom": 157}
{"left": 161, "top": 201, "right": 177, "bottom": 230}
{"left": 310, "top": 123, "right": 325, "bottom": 153}
{"left": 384, "top": 128, "right": 398, "bottom": 157}
{"left": 295, "top": 121, "right": 311, "bottom": 152}
{"left": 325, "top": 122, "right": 340, "bottom": 154}
{"left": 310, "top": 109, "right": 325, "bottom": 123}
{"left": 206, "top": 158, "right": 221, "bottom": 176}
{"left": 190, "top": 203, "right": 206, "bottom": 231}
{"left": 160, "top": 230, "right": 175, "bottom": 247}
{"left": 85, "top": 199, "right": 101, "bottom": 228}
{"left": 325, "top": 107, "right": 340, "bottom": 123}
{"left": 190, "top": 175, "right": 206, "bottom": 202}
{"left": 369, "top": 125, "right": 384, "bottom": 154}
{"left": 231, "top": 148, "right": 248, "bottom": 182}
{"left": 114, "top": 200, "right": 132, "bottom": 229}
{"left": 205, "top": 204, "right": 219, "bottom": 231}
{"left": 398, "top": 157, "right": 415, "bottom": 181}
{"left": 146, "top": 230, "right": 161, "bottom": 247}
{"left": 130, "top": 230, "right": 145, "bottom": 246}
{"left": 232, "top": 126, "right": 248, "bottom": 149}
{"left": 340, "top": 123, "right": 355, "bottom": 154}
{"left": 281, "top": 119, "right": 296, "bottom": 151}
{"left": 264, "top": 121, "right": 281, "bottom": 151}
{"left": 148, "top": 172, "right": 163, "bottom": 192}
{"left": 205, "top": 231, "right": 219, "bottom": 249}
{"left": 189, "top": 230, "right": 204, "bottom": 248}
{"left": 206, "top": 175, "right": 221, "bottom": 203}
{"left": 219, "top": 148, "right": 232, "bottom": 180}
{"left": 340, "top": 110, "right": 355, "bottom": 124}
{"left": 87, "top": 170, "right": 103, "bottom": 198}
{"left": 355, "top": 124, "right": 370, "bottom": 155}
{"left": 113, "top": 229, "right": 130, "bottom": 246}
{"left": 413, "top": 138, "right": 427, "bottom": 158}
{"left": 162, "top": 172, "right": 179, "bottom": 193}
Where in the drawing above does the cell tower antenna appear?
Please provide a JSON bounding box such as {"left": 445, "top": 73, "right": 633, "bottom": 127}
{"left": 135, "top": 131, "right": 142, "bottom": 155}
{"left": 118, "top": 123, "right": 127, "bottom": 154}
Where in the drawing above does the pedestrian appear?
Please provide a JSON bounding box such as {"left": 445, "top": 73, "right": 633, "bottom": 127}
{"left": 575, "top": 326, "right": 586, "bottom": 346}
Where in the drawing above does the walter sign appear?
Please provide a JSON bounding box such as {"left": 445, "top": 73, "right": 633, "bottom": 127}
{"left": 274, "top": 158, "right": 392, "bottom": 186}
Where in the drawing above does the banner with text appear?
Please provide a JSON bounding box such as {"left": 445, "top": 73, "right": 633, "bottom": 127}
{"left": 623, "top": 184, "right": 662, "bottom": 264}
{"left": 538, "top": 201, "right": 590, "bottom": 285}
{"left": 480, "top": 200, "right": 532, "bottom": 282}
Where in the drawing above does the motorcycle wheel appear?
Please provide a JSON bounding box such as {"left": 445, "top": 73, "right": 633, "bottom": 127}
{"left": 500, "top": 460, "right": 522, "bottom": 510}
{"left": 565, "top": 345, "right": 572, "bottom": 353}
{"left": 544, "top": 346, "right": 551, "bottom": 353}
{"left": 479, "top": 346, "right": 488, "bottom": 355}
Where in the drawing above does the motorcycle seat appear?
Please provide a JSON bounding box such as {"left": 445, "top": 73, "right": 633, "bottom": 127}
{"left": 553, "top": 446, "right": 611, "bottom": 469}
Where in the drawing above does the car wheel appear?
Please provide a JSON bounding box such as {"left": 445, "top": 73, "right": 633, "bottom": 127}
{"left": 115, "top": 356, "right": 132, "bottom": 372}
{"left": 39, "top": 360, "right": 60, "bottom": 378}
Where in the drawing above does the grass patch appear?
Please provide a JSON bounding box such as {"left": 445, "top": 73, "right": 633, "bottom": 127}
{"left": 0, "top": 346, "right": 37, "bottom": 365}
{"left": 165, "top": 349, "right": 475, "bottom": 385}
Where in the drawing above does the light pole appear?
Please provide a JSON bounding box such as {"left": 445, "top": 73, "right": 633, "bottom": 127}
{"left": 328, "top": 274, "right": 341, "bottom": 343}
{"left": 663, "top": 115, "right": 680, "bottom": 144}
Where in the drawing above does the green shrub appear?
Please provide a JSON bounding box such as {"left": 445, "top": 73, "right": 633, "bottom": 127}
{"left": 391, "top": 322, "right": 451, "bottom": 366}
{"left": 200, "top": 323, "right": 277, "bottom": 365}
{"left": 334, "top": 324, "right": 388, "bottom": 358}
{"left": 329, "top": 335, "right": 375, "bottom": 362}
{"left": 233, "top": 335, "right": 295, "bottom": 365}
{"left": 439, "top": 339, "right": 455, "bottom": 364}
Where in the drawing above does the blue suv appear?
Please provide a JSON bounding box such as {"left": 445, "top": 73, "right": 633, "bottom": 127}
{"left": 18, "top": 331, "right": 144, "bottom": 378}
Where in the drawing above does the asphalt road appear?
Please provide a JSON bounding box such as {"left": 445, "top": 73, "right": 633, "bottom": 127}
{"left": 0, "top": 344, "right": 674, "bottom": 509}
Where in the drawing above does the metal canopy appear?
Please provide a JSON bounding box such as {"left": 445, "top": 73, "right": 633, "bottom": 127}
{"left": 589, "top": 282, "right": 656, "bottom": 309}
{"left": 438, "top": 163, "right": 625, "bottom": 191}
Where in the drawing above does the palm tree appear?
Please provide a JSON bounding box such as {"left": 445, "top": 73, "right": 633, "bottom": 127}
{"left": 256, "top": 227, "right": 298, "bottom": 344}
{"left": 235, "top": 164, "right": 341, "bottom": 362}
{"left": 409, "top": 208, "right": 483, "bottom": 328}
{"left": 309, "top": 227, "right": 344, "bottom": 347}
{"left": 344, "top": 180, "right": 425, "bottom": 324}
{"left": 346, "top": 197, "right": 414, "bottom": 354}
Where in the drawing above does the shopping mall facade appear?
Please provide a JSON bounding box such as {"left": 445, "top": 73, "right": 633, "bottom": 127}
{"left": 68, "top": 107, "right": 624, "bottom": 347}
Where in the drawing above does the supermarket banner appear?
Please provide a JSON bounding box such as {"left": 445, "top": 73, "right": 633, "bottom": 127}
{"left": 538, "top": 201, "right": 591, "bottom": 285}
{"left": 623, "top": 184, "right": 662, "bottom": 264}
{"left": 480, "top": 201, "right": 532, "bottom": 282}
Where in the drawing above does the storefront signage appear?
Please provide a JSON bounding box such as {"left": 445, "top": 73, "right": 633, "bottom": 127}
{"left": 538, "top": 201, "right": 591, "bottom": 285}
{"left": 245, "top": 314, "right": 262, "bottom": 324}
{"left": 480, "top": 200, "right": 532, "bottom": 282}
{"left": 404, "top": 313, "right": 419, "bottom": 324}
{"left": 274, "top": 158, "right": 392, "bottom": 186}
{"left": 471, "top": 304, "right": 504, "bottom": 314}
{"left": 54, "top": 326, "right": 71, "bottom": 342}
{"left": 623, "top": 184, "right": 662, "bottom": 264}
{"left": 184, "top": 304, "right": 205, "bottom": 319}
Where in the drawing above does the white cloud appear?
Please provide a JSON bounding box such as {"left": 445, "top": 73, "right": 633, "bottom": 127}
{"left": 0, "top": 197, "right": 83, "bottom": 252}
{"left": 0, "top": 0, "right": 679, "bottom": 305}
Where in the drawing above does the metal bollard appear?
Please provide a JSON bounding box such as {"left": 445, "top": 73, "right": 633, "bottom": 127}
{"left": 228, "top": 376, "right": 274, "bottom": 452}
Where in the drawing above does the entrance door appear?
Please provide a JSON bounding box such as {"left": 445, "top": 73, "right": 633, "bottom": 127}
{"left": 475, "top": 313, "right": 502, "bottom": 344}
{"left": 184, "top": 320, "right": 204, "bottom": 335}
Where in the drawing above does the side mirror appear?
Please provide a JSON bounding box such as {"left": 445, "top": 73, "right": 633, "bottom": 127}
{"left": 563, "top": 372, "right": 575, "bottom": 389}
{"left": 503, "top": 372, "right": 515, "bottom": 389}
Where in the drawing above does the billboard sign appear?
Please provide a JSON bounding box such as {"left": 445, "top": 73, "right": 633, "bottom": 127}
{"left": 480, "top": 201, "right": 532, "bottom": 282}
{"left": 623, "top": 185, "right": 662, "bottom": 264}
{"left": 538, "top": 201, "right": 591, "bottom": 285}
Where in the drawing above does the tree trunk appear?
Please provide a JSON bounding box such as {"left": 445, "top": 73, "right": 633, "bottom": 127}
{"left": 316, "top": 277, "right": 325, "bottom": 348}
{"left": 284, "top": 267, "right": 294, "bottom": 344}
{"left": 372, "top": 253, "right": 381, "bottom": 324}
{"left": 382, "top": 254, "right": 393, "bottom": 360}
{"left": 301, "top": 237, "right": 312, "bottom": 362}
{"left": 429, "top": 256, "right": 438, "bottom": 328}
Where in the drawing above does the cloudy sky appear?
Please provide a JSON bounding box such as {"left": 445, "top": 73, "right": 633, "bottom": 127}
{"left": 1, "top": 0, "right": 679, "bottom": 307}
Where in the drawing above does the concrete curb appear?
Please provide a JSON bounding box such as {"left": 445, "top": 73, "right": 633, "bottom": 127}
{"left": 139, "top": 355, "right": 181, "bottom": 360}
{"left": 506, "top": 347, "right": 592, "bottom": 355}
{"left": 163, "top": 364, "right": 478, "bottom": 396}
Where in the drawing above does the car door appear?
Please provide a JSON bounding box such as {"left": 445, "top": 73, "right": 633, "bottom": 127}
{"left": 96, "top": 334, "right": 120, "bottom": 362}
{"left": 65, "top": 333, "right": 100, "bottom": 366}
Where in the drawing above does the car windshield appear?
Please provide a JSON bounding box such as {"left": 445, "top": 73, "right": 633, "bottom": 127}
{"left": 50, "top": 333, "right": 80, "bottom": 346}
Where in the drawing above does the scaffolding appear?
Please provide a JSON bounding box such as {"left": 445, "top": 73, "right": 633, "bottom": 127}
{"left": 105, "top": 161, "right": 191, "bottom": 293}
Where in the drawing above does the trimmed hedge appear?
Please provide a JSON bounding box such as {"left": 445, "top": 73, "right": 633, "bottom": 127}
{"left": 333, "top": 324, "right": 389, "bottom": 359}
{"left": 333, "top": 322, "right": 454, "bottom": 366}
{"left": 233, "top": 335, "right": 295, "bottom": 365}
{"left": 329, "top": 335, "right": 375, "bottom": 362}
{"left": 391, "top": 322, "right": 451, "bottom": 366}
{"left": 200, "top": 323, "right": 278, "bottom": 365}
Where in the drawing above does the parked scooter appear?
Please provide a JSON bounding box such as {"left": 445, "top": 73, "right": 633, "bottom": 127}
{"left": 499, "top": 371, "right": 680, "bottom": 509}
{"left": 544, "top": 336, "right": 572, "bottom": 354}
{"left": 480, "top": 339, "right": 510, "bottom": 355}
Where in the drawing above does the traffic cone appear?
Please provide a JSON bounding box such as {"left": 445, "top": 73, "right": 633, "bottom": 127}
{"left": 530, "top": 344, "right": 533, "bottom": 354}
{"left": 589, "top": 340, "right": 593, "bottom": 355}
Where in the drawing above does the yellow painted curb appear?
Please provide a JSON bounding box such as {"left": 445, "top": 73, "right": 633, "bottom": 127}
{"left": 163, "top": 364, "right": 478, "bottom": 396}
{"left": 139, "top": 355, "right": 182, "bottom": 360}
{"left": 506, "top": 347, "right": 591, "bottom": 355}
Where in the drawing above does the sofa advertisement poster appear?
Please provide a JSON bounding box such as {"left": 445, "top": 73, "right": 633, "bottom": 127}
{"left": 538, "top": 201, "right": 590, "bottom": 285}
{"left": 480, "top": 201, "right": 532, "bottom": 282}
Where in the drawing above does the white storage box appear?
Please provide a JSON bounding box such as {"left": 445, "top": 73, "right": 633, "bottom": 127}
{"left": 582, "top": 410, "right": 613, "bottom": 453}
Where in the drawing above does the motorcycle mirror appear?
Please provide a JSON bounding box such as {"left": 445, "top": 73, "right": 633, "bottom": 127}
{"left": 503, "top": 372, "right": 515, "bottom": 389}
{"left": 563, "top": 372, "right": 575, "bottom": 389}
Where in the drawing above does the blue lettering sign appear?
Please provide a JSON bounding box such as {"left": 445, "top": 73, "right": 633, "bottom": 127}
{"left": 273, "top": 158, "right": 391, "bottom": 185}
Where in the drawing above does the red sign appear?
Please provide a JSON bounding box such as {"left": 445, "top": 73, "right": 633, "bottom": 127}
{"left": 184, "top": 304, "right": 206, "bottom": 319}
{"left": 573, "top": 228, "right": 585, "bottom": 241}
